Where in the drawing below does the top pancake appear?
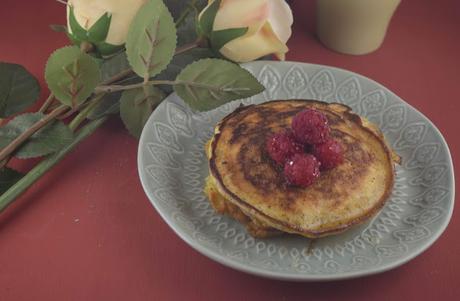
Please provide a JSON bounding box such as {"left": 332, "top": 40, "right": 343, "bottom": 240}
{"left": 208, "top": 100, "right": 396, "bottom": 237}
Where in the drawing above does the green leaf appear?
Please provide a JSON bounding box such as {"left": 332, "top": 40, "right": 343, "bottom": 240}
{"left": 100, "top": 52, "right": 130, "bottom": 82}
{"left": 120, "top": 87, "right": 165, "bottom": 138}
{"left": 0, "top": 63, "right": 40, "bottom": 118}
{"left": 164, "top": 0, "right": 207, "bottom": 45}
{"left": 87, "top": 92, "right": 121, "bottom": 120}
{"left": 175, "top": 58, "right": 265, "bottom": 111}
{"left": 198, "top": 0, "right": 221, "bottom": 36}
{"left": 0, "top": 118, "right": 106, "bottom": 210}
{"left": 176, "top": 5, "right": 200, "bottom": 46}
{"left": 210, "top": 27, "right": 248, "bottom": 51}
{"left": 0, "top": 167, "right": 23, "bottom": 195}
{"left": 126, "top": 0, "right": 177, "bottom": 79}
{"left": 164, "top": 0, "right": 207, "bottom": 20}
{"left": 45, "top": 46, "right": 101, "bottom": 107}
{"left": 0, "top": 113, "right": 74, "bottom": 159}
{"left": 155, "top": 48, "right": 213, "bottom": 93}
{"left": 87, "top": 12, "right": 112, "bottom": 43}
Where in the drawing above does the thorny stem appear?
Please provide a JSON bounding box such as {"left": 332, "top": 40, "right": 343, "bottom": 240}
{"left": 1, "top": 92, "right": 56, "bottom": 168}
{"left": 0, "top": 0, "right": 216, "bottom": 208}
{"left": 174, "top": 41, "right": 200, "bottom": 56}
{"left": 100, "top": 68, "right": 134, "bottom": 86}
{"left": 0, "top": 36, "right": 204, "bottom": 167}
{"left": 100, "top": 38, "right": 201, "bottom": 89}
{"left": 0, "top": 105, "right": 69, "bottom": 162}
{"left": 0, "top": 18, "right": 214, "bottom": 207}
{"left": 80, "top": 41, "right": 94, "bottom": 53}
{"left": 68, "top": 94, "right": 105, "bottom": 131}
{"left": 0, "top": 157, "right": 9, "bottom": 169}
{"left": 96, "top": 79, "right": 250, "bottom": 94}
{"left": 0, "top": 117, "right": 107, "bottom": 213}
{"left": 38, "top": 93, "right": 55, "bottom": 113}
{"left": 0, "top": 60, "right": 128, "bottom": 167}
{"left": 56, "top": 95, "right": 96, "bottom": 120}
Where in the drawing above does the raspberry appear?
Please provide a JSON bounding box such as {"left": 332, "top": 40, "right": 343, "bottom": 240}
{"left": 284, "top": 153, "right": 321, "bottom": 187}
{"left": 266, "top": 130, "right": 304, "bottom": 165}
{"left": 291, "top": 109, "right": 330, "bottom": 145}
{"left": 313, "top": 139, "right": 344, "bottom": 170}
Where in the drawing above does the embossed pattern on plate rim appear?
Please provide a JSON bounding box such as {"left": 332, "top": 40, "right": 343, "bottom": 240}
{"left": 138, "top": 61, "right": 455, "bottom": 281}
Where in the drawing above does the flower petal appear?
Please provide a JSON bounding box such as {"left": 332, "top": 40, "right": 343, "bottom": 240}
{"left": 67, "top": 0, "right": 147, "bottom": 45}
{"left": 267, "top": 0, "right": 293, "bottom": 43}
{"left": 213, "top": 0, "right": 269, "bottom": 35}
{"left": 220, "top": 22, "right": 289, "bottom": 62}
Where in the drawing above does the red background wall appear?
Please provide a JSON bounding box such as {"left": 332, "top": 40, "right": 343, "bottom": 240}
{"left": 0, "top": 0, "right": 458, "bottom": 300}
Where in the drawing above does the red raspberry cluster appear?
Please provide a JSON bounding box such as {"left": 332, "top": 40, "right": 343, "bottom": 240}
{"left": 265, "top": 108, "right": 344, "bottom": 187}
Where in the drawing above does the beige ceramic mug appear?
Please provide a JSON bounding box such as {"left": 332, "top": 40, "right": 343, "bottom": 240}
{"left": 316, "top": 0, "right": 401, "bottom": 55}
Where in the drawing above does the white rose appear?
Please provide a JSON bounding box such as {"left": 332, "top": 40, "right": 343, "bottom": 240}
{"left": 67, "top": 0, "right": 147, "bottom": 55}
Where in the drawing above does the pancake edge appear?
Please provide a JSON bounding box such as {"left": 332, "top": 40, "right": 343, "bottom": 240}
{"left": 208, "top": 100, "right": 397, "bottom": 238}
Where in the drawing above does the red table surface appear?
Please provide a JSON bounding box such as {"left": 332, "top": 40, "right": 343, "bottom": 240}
{"left": 1, "top": 0, "right": 459, "bottom": 300}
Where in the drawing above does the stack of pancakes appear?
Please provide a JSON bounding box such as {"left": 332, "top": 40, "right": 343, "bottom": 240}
{"left": 204, "top": 100, "right": 400, "bottom": 238}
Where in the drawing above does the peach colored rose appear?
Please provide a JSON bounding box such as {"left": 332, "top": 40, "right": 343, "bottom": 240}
{"left": 200, "top": 0, "right": 293, "bottom": 62}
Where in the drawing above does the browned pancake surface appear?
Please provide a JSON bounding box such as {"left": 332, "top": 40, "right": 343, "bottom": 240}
{"left": 208, "top": 100, "right": 395, "bottom": 237}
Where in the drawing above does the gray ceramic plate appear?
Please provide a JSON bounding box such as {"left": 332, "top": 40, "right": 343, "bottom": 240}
{"left": 138, "top": 61, "right": 455, "bottom": 280}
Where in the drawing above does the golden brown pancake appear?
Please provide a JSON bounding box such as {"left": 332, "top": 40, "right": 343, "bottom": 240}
{"left": 204, "top": 100, "right": 399, "bottom": 238}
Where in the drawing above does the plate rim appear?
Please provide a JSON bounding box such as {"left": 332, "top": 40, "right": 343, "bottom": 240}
{"left": 137, "top": 60, "right": 455, "bottom": 281}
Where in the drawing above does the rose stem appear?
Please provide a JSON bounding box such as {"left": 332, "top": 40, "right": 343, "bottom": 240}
{"left": 0, "top": 117, "right": 107, "bottom": 212}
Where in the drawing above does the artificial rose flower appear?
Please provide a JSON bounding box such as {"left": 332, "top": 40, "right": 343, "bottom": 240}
{"left": 67, "top": 0, "right": 147, "bottom": 55}
{"left": 200, "top": 0, "right": 293, "bottom": 62}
